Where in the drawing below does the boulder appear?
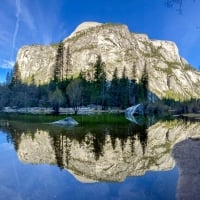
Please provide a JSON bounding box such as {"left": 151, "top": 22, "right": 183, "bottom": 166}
{"left": 51, "top": 117, "right": 78, "bottom": 126}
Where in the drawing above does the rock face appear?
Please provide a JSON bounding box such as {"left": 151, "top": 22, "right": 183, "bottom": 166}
{"left": 15, "top": 21, "right": 200, "bottom": 99}
{"left": 15, "top": 119, "right": 200, "bottom": 182}
{"left": 16, "top": 45, "right": 58, "bottom": 83}
{"left": 68, "top": 21, "right": 102, "bottom": 38}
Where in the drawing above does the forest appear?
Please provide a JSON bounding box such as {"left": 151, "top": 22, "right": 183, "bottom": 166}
{"left": 0, "top": 55, "right": 199, "bottom": 115}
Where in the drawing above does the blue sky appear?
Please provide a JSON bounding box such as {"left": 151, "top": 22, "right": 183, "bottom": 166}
{"left": 0, "top": 0, "right": 200, "bottom": 82}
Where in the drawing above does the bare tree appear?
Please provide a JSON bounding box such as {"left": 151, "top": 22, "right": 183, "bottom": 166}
{"left": 49, "top": 86, "right": 65, "bottom": 114}
{"left": 66, "top": 78, "right": 83, "bottom": 115}
{"left": 166, "top": 0, "right": 196, "bottom": 13}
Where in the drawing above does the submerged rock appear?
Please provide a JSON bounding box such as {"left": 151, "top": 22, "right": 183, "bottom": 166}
{"left": 51, "top": 117, "right": 79, "bottom": 126}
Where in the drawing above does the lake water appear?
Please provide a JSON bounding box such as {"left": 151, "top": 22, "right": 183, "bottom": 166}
{"left": 0, "top": 115, "right": 200, "bottom": 200}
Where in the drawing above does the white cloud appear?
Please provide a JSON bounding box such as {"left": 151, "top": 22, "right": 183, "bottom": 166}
{"left": 11, "top": 0, "right": 21, "bottom": 58}
{"left": 0, "top": 60, "right": 15, "bottom": 69}
{"left": 20, "top": 1, "right": 36, "bottom": 31}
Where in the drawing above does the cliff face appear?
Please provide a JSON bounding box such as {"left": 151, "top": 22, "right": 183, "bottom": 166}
{"left": 15, "top": 21, "right": 200, "bottom": 99}
{"left": 15, "top": 119, "right": 200, "bottom": 183}
{"left": 16, "top": 45, "right": 57, "bottom": 83}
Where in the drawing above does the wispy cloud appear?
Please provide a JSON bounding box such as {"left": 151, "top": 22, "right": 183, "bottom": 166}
{"left": 20, "top": 1, "right": 35, "bottom": 31}
{"left": 0, "top": 59, "right": 15, "bottom": 69}
{"left": 0, "top": 2, "right": 15, "bottom": 48}
{"left": 11, "top": 0, "right": 21, "bottom": 59}
{"left": 33, "top": 0, "right": 68, "bottom": 44}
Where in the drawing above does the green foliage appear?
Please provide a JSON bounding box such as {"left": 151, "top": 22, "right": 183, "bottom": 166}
{"left": 11, "top": 62, "right": 21, "bottom": 86}
{"left": 54, "top": 42, "right": 64, "bottom": 82}
{"left": 6, "top": 70, "right": 13, "bottom": 85}
{"left": 139, "top": 64, "right": 149, "bottom": 103}
{"left": 109, "top": 68, "right": 120, "bottom": 107}
{"left": 0, "top": 57, "right": 199, "bottom": 115}
{"left": 141, "top": 41, "right": 163, "bottom": 59}
{"left": 119, "top": 67, "right": 129, "bottom": 109}
{"left": 164, "top": 90, "right": 184, "bottom": 101}
{"left": 91, "top": 55, "right": 107, "bottom": 109}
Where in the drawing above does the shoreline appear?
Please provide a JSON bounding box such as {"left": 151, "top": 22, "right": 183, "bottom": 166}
{"left": 180, "top": 113, "right": 200, "bottom": 120}
{"left": 0, "top": 106, "right": 125, "bottom": 115}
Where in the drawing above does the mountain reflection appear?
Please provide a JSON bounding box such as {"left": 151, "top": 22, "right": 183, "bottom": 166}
{"left": 1, "top": 118, "right": 200, "bottom": 183}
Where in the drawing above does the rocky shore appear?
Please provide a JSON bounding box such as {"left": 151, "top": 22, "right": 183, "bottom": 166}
{"left": 1, "top": 106, "right": 124, "bottom": 115}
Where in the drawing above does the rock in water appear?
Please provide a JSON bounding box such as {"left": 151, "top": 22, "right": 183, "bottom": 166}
{"left": 51, "top": 117, "right": 79, "bottom": 126}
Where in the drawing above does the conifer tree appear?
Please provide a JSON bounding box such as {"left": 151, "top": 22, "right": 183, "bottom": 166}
{"left": 65, "top": 45, "right": 72, "bottom": 75}
{"left": 54, "top": 42, "right": 64, "bottom": 82}
{"left": 11, "top": 62, "right": 21, "bottom": 86}
{"left": 109, "top": 68, "right": 120, "bottom": 107}
{"left": 139, "top": 63, "right": 149, "bottom": 102}
{"left": 6, "top": 70, "right": 13, "bottom": 85}
{"left": 119, "top": 67, "right": 129, "bottom": 108}
{"left": 129, "top": 63, "right": 137, "bottom": 105}
{"left": 92, "top": 55, "right": 107, "bottom": 108}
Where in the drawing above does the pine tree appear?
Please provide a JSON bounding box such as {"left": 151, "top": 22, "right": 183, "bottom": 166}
{"left": 119, "top": 67, "right": 129, "bottom": 108}
{"left": 54, "top": 42, "right": 64, "bottom": 82}
{"left": 109, "top": 68, "right": 120, "bottom": 107}
{"left": 6, "top": 70, "right": 13, "bottom": 85}
{"left": 65, "top": 45, "right": 72, "bottom": 76}
{"left": 11, "top": 62, "right": 21, "bottom": 86}
{"left": 94, "top": 55, "right": 104, "bottom": 85}
{"left": 132, "top": 62, "right": 137, "bottom": 83}
{"left": 129, "top": 63, "right": 137, "bottom": 105}
{"left": 92, "top": 55, "right": 107, "bottom": 108}
{"left": 139, "top": 63, "right": 149, "bottom": 102}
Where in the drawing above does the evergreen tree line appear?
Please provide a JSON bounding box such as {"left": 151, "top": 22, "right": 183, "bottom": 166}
{"left": 0, "top": 55, "right": 199, "bottom": 114}
{"left": 0, "top": 56, "right": 150, "bottom": 114}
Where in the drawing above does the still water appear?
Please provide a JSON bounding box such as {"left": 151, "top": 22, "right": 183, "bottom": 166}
{"left": 0, "top": 115, "right": 200, "bottom": 200}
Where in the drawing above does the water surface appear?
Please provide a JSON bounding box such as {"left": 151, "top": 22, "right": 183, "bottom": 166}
{"left": 0, "top": 115, "right": 199, "bottom": 200}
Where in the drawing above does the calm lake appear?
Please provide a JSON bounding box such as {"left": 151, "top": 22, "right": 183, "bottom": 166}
{"left": 0, "top": 114, "right": 200, "bottom": 200}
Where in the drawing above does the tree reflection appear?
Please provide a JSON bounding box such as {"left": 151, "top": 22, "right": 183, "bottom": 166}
{"left": 47, "top": 123, "right": 148, "bottom": 164}
{"left": 1, "top": 116, "right": 200, "bottom": 183}
{"left": 0, "top": 118, "right": 149, "bottom": 167}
